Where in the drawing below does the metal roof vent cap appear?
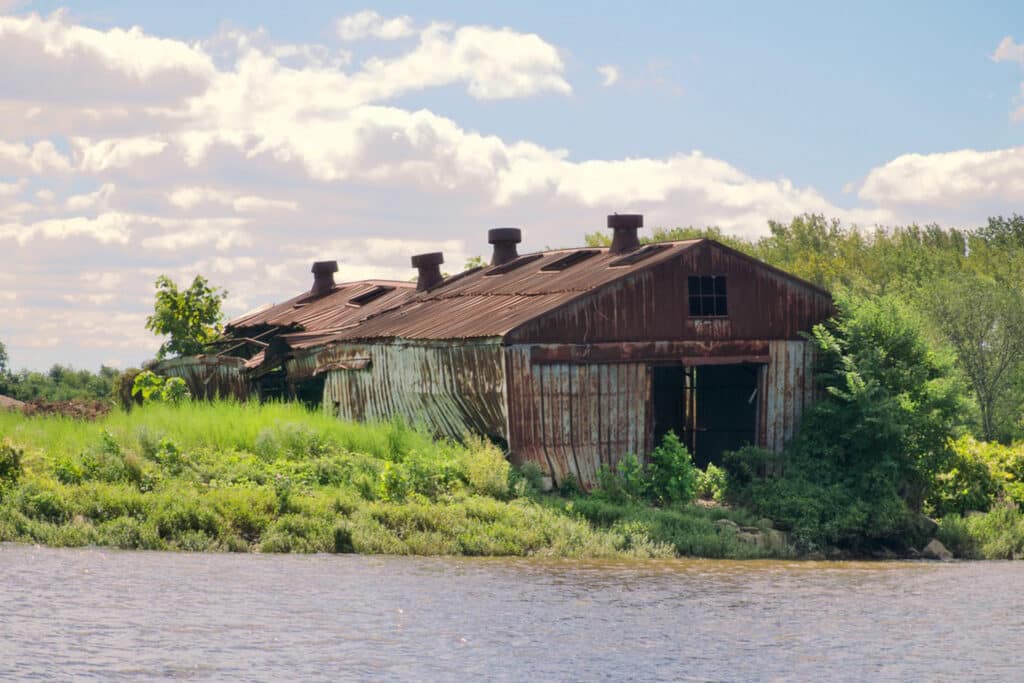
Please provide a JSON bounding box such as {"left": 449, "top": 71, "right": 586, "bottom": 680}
{"left": 607, "top": 213, "right": 643, "bottom": 255}
{"left": 411, "top": 252, "right": 444, "bottom": 291}
{"left": 488, "top": 227, "right": 521, "bottom": 266}
{"left": 311, "top": 260, "right": 338, "bottom": 296}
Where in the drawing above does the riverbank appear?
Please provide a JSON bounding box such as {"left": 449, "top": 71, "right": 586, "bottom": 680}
{"left": 0, "top": 402, "right": 789, "bottom": 559}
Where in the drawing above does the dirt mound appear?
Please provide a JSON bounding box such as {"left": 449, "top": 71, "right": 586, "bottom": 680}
{"left": 21, "top": 399, "right": 112, "bottom": 421}
{"left": 0, "top": 394, "right": 25, "bottom": 410}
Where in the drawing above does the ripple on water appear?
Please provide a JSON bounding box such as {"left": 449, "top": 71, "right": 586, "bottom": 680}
{"left": 0, "top": 544, "right": 1021, "bottom": 681}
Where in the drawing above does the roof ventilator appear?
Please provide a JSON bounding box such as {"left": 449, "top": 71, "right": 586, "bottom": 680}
{"left": 310, "top": 260, "right": 338, "bottom": 296}
{"left": 488, "top": 227, "right": 522, "bottom": 266}
{"left": 608, "top": 213, "right": 643, "bottom": 255}
{"left": 411, "top": 252, "right": 444, "bottom": 291}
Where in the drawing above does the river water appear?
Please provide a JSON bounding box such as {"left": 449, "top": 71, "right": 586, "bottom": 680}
{"left": 1, "top": 544, "right": 1021, "bottom": 681}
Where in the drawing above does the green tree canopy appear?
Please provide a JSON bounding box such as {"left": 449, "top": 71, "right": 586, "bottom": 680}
{"left": 145, "top": 275, "right": 227, "bottom": 360}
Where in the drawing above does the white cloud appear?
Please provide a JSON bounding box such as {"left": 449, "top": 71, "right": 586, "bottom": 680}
{"left": 167, "top": 186, "right": 297, "bottom": 212}
{"left": 336, "top": 11, "right": 415, "bottom": 41}
{"left": 141, "top": 222, "right": 251, "bottom": 251}
{"left": 0, "top": 212, "right": 132, "bottom": 244}
{"left": 81, "top": 271, "right": 123, "bottom": 289}
{"left": 597, "top": 64, "right": 620, "bottom": 87}
{"left": 0, "top": 178, "right": 27, "bottom": 197}
{"left": 858, "top": 146, "right": 1024, "bottom": 205}
{"left": 0, "top": 11, "right": 214, "bottom": 81}
{"left": 0, "top": 138, "right": 72, "bottom": 172}
{"left": 74, "top": 136, "right": 168, "bottom": 171}
{"left": 34, "top": 188, "right": 54, "bottom": 202}
{"left": 357, "top": 23, "right": 571, "bottom": 100}
{"left": 993, "top": 36, "right": 1024, "bottom": 64}
{"left": 65, "top": 182, "right": 116, "bottom": 211}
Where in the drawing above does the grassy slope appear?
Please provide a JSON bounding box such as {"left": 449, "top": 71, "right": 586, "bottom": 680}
{"left": 0, "top": 402, "right": 783, "bottom": 559}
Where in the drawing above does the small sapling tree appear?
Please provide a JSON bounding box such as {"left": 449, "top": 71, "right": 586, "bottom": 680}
{"left": 145, "top": 275, "right": 227, "bottom": 359}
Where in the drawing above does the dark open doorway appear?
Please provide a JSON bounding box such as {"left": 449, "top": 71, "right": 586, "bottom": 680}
{"left": 651, "top": 363, "right": 760, "bottom": 469}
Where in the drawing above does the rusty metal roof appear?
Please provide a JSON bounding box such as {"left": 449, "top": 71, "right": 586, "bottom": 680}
{"left": 312, "top": 241, "right": 703, "bottom": 343}
{"left": 226, "top": 279, "right": 416, "bottom": 334}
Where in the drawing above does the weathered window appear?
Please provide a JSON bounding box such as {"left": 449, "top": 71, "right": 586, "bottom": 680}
{"left": 688, "top": 275, "right": 727, "bottom": 316}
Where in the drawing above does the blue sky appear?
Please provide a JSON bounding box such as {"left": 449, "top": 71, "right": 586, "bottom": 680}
{"left": 1, "top": 1, "right": 1023, "bottom": 370}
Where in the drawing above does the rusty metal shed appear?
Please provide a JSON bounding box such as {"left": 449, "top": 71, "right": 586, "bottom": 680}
{"left": 305, "top": 216, "right": 834, "bottom": 488}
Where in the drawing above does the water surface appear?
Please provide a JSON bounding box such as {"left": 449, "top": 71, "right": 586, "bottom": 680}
{"left": 1, "top": 544, "right": 1020, "bottom": 681}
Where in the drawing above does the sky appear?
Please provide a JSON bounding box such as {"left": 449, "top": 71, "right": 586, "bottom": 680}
{"left": 2, "top": 1, "right": 1024, "bottom": 371}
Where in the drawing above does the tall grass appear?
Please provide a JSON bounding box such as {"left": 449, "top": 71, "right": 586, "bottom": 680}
{"left": 0, "top": 402, "right": 783, "bottom": 559}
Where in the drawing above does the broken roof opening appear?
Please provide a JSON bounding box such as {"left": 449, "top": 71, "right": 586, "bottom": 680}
{"left": 541, "top": 250, "right": 600, "bottom": 272}
{"left": 485, "top": 253, "right": 543, "bottom": 276}
{"left": 347, "top": 285, "right": 395, "bottom": 307}
{"left": 609, "top": 243, "right": 672, "bottom": 267}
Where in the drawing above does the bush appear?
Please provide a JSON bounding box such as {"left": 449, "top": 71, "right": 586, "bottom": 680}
{"left": 725, "top": 294, "right": 966, "bottom": 552}
{"left": 648, "top": 433, "right": 698, "bottom": 505}
{"left": 0, "top": 440, "right": 23, "bottom": 488}
{"left": 931, "top": 436, "right": 1004, "bottom": 516}
{"left": 459, "top": 436, "right": 510, "bottom": 499}
{"left": 595, "top": 435, "right": 698, "bottom": 506}
{"left": 697, "top": 463, "right": 727, "bottom": 502}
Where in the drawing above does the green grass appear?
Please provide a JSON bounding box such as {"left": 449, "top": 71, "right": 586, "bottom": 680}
{"left": 0, "top": 402, "right": 786, "bottom": 558}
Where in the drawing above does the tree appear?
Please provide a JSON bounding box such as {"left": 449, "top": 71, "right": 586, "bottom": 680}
{"left": 924, "top": 275, "right": 1024, "bottom": 442}
{"left": 726, "top": 295, "right": 966, "bottom": 550}
{"left": 0, "top": 338, "right": 7, "bottom": 376}
{"left": 145, "top": 275, "right": 227, "bottom": 360}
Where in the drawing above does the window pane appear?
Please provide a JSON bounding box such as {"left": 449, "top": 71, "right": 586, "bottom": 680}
{"left": 701, "top": 296, "right": 715, "bottom": 316}
{"left": 714, "top": 276, "right": 727, "bottom": 296}
{"left": 715, "top": 295, "right": 728, "bottom": 316}
{"left": 700, "top": 276, "right": 714, "bottom": 296}
{"left": 688, "top": 275, "right": 700, "bottom": 296}
{"left": 689, "top": 296, "right": 701, "bottom": 316}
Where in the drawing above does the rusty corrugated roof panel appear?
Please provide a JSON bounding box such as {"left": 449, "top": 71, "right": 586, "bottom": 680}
{"left": 323, "top": 241, "right": 702, "bottom": 342}
{"left": 226, "top": 279, "right": 416, "bottom": 333}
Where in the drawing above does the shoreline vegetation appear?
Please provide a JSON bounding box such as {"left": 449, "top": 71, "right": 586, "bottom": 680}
{"left": 0, "top": 402, "right": 785, "bottom": 559}
{"left": 0, "top": 400, "right": 1019, "bottom": 561}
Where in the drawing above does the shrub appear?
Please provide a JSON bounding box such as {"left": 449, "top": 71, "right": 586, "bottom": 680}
{"left": 697, "top": 464, "right": 728, "bottom": 502}
{"left": 725, "top": 294, "right": 966, "bottom": 551}
{"left": 647, "top": 433, "right": 698, "bottom": 505}
{"left": 0, "top": 440, "right": 22, "bottom": 488}
{"left": 459, "top": 436, "right": 510, "bottom": 499}
{"left": 131, "top": 371, "right": 192, "bottom": 404}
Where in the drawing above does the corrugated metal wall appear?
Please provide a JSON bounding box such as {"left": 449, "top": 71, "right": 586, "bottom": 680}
{"left": 505, "top": 345, "right": 649, "bottom": 487}
{"left": 506, "top": 339, "right": 817, "bottom": 488}
{"left": 153, "top": 356, "right": 251, "bottom": 400}
{"left": 321, "top": 341, "right": 508, "bottom": 441}
{"left": 758, "top": 339, "right": 818, "bottom": 453}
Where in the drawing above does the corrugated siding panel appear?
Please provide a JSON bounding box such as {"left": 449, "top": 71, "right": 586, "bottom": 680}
{"left": 760, "top": 340, "right": 817, "bottom": 453}
{"left": 322, "top": 341, "right": 507, "bottom": 441}
{"left": 154, "top": 357, "right": 250, "bottom": 400}
{"left": 506, "top": 346, "right": 649, "bottom": 488}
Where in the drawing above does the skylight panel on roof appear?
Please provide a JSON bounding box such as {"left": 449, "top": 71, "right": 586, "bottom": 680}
{"left": 347, "top": 285, "right": 395, "bottom": 307}
{"left": 485, "top": 254, "right": 543, "bottom": 276}
{"left": 608, "top": 243, "right": 672, "bottom": 267}
{"left": 540, "top": 250, "right": 600, "bottom": 272}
